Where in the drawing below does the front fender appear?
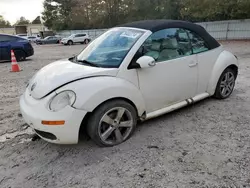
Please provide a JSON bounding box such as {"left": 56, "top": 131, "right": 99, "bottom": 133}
{"left": 56, "top": 76, "right": 146, "bottom": 116}
{"left": 207, "top": 50, "right": 238, "bottom": 95}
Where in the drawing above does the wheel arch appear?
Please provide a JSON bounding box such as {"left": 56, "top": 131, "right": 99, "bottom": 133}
{"left": 91, "top": 97, "right": 139, "bottom": 116}
{"left": 78, "top": 97, "right": 140, "bottom": 139}
{"left": 12, "top": 47, "right": 25, "bottom": 53}
{"left": 12, "top": 48, "right": 26, "bottom": 60}
{"left": 207, "top": 50, "right": 238, "bottom": 95}
{"left": 227, "top": 64, "right": 238, "bottom": 79}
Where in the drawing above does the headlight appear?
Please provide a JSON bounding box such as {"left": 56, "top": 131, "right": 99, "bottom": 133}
{"left": 26, "top": 72, "right": 38, "bottom": 88}
{"left": 49, "top": 91, "right": 76, "bottom": 112}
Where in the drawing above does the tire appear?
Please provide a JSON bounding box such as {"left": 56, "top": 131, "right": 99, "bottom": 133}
{"left": 84, "top": 39, "right": 89, "bottom": 44}
{"left": 67, "top": 40, "right": 73, "bottom": 45}
{"left": 14, "top": 49, "right": 26, "bottom": 62}
{"left": 87, "top": 100, "right": 137, "bottom": 147}
{"left": 214, "top": 68, "right": 236, "bottom": 99}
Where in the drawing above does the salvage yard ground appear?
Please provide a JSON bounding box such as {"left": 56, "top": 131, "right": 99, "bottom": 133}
{"left": 0, "top": 41, "right": 250, "bottom": 188}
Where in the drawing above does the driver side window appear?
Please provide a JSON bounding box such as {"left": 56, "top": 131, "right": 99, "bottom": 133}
{"left": 140, "top": 28, "right": 192, "bottom": 62}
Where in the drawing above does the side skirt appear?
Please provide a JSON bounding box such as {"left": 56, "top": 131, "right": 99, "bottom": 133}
{"left": 145, "top": 93, "right": 210, "bottom": 120}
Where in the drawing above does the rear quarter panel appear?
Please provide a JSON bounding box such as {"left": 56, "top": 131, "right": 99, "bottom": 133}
{"left": 16, "top": 40, "right": 34, "bottom": 56}
{"left": 207, "top": 50, "right": 238, "bottom": 95}
{"left": 11, "top": 39, "right": 27, "bottom": 50}
{"left": 196, "top": 47, "right": 224, "bottom": 94}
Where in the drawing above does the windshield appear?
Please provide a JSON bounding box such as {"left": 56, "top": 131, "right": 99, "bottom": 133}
{"left": 76, "top": 28, "right": 144, "bottom": 68}
{"left": 44, "top": 36, "right": 50, "bottom": 40}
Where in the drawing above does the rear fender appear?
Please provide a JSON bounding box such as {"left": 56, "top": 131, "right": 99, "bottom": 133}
{"left": 56, "top": 76, "right": 146, "bottom": 116}
{"left": 207, "top": 50, "right": 238, "bottom": 95}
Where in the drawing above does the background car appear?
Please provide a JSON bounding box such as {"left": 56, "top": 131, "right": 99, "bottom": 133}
{"left": 16, "top": 34, "right": 28, "bottom": 40}
{"left": 27, "top": 36, "right": 40, "bottom": 43}
{"left": 35, "top": 36, "right": 61, "bottom": 45}
{"left": 61, "top": 34, "right": 91, "bottom": 45}
{"left": 0, "top": 34, "right": 34, "bottom": 62}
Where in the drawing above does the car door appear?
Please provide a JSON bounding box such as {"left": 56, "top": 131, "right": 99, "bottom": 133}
{"left": 185, "top": 30, "right": 223, "bottom": 94}
{"left": 73, "top": 34, "right": 80, "bottom": 43}
{"left": 79, "top": 34, "right": 86, "bottom": 42}
{"left": 47, "top": 37, "right": 54, "bottom": 44}
{"left": 51, "top": 37, "right": 58, "bottom": 44}
{"left": 136, "top": 28, "right": 198, "bottom": 113}
{"left": 45, "top": 37, "right": 52, "bottom": 44}
{"left": 0, "top": 35, "right": 11, "bottom": 61}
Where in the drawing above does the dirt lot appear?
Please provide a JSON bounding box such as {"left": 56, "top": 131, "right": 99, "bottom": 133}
{"left": 0, "top": 42, "right": 250, "bottom": 188}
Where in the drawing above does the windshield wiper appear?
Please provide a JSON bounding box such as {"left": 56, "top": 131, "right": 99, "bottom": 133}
{"left": 69, "top": 55, "right": 77, "bottom": 62}
{"left": 69, "top": 55, "right": 100, "bottom": 67}
{"left": 76, "top": 59, "right": 100, "bottom": 67}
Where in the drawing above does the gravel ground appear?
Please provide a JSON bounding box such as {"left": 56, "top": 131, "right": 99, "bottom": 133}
{"left": 0, "top": 42, "right": 250, "bottom": 188}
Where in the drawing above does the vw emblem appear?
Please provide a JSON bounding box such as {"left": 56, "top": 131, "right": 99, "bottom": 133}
{"left": 31, "top": 82, "right": 37, "bottom": 91}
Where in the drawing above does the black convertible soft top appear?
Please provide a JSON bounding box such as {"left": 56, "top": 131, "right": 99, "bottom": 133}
{"left": 119, "top": 20, "right": 220, "bottom": 49}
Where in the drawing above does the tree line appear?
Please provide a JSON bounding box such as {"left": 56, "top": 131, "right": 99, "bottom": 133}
{"left": 1, "top": 0, "right": 250, "bottom": 30}
{"left": 42, "top": 0, "right": 250, "bottom": 31}
{"left": 0, "top": 16, "right": 41, "bottom": 28}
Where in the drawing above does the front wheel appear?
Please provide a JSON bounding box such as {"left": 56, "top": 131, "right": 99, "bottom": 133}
{"left": 87, "top": 100, "right": 137, "bottom": 147}
{"left": 84, "top": 39, "right": 90, "bottom": 44}
{"left": 67, "top": 40, "right": 73, "bottom": 45}
{"left": 214, "top": 68, "right": 236, "bottom": 99}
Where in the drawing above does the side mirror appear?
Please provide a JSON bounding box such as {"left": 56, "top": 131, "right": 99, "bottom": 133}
{"left": 136, "top": 56, "right": 156, "bottom": 68}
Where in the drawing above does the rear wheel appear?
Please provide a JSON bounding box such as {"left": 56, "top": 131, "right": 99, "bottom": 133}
{"left": 13, "top": 49, "right": 26, "bottom": 62}
{"left": 87, "top": 100, "right": 137, "bottom": 147}
{"left": 214, "top": 68, "right": 236, "bottom": 99}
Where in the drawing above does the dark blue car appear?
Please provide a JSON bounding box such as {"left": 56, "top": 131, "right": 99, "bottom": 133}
{"left": 0, "top": 34, "right": 34, "bottom": 62}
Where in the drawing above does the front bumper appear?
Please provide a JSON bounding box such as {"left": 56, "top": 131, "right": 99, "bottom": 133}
{"left": 19, "top": 90, "right": 87, "bottom": 144}
{"left": 61, "top": 40, "right": 67, "bottom": 44}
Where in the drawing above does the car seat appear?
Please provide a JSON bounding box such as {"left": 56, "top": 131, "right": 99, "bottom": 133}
{"left": 145, "top": 42, "right": 161, "bottom": 60}
{"left": 158, "top": 38, "right": 180, "bottom": 61}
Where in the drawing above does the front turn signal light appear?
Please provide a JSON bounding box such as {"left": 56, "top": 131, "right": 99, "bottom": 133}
{"left": 42, "top": 120, "right": 65, "bottom": 126}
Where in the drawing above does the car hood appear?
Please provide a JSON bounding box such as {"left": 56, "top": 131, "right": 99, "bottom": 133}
{"left": 62, "top": 37, "right": 71, "bottom": 40}
{"left": 28, "top": 59, "right": 119, "bottom": 99}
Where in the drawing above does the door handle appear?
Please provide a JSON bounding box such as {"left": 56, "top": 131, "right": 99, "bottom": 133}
{"left": 188, "top": 62, "right": 198, "bottom": 67}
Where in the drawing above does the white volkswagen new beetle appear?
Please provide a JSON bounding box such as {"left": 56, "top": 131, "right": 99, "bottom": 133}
{"left": 20, "top": 20, "right": 238, "bottom": 146}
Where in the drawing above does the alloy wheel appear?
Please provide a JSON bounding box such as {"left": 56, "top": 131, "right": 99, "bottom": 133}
{"left": 98, "top": 107, "right": 134, "bottom": 145}
{"left": 220, "top": 72, "right": 235, "bottom": 98}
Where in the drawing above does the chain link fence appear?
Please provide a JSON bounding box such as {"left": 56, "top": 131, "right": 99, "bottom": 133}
{"left": 56, "top": 19, "right": 250, "bottom": 40}
{"left": 197, "top": 19, "right": 250, "bottom": 40}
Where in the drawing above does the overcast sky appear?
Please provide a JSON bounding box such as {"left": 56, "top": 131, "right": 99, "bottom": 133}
{"left": 0, "top": 0, "right": 44, "bottom": 24}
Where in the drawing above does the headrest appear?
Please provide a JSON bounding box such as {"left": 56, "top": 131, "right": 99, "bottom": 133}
{"left": 162, "top": 38, "right": 178, "bottom": 49}
{"left": 150, "top": 42, "right": 161, "bottom": 51}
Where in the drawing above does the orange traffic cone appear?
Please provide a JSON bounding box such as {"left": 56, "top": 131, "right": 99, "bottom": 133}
{"left": 10, "top": 50, "right": 21, "bottom": 72}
